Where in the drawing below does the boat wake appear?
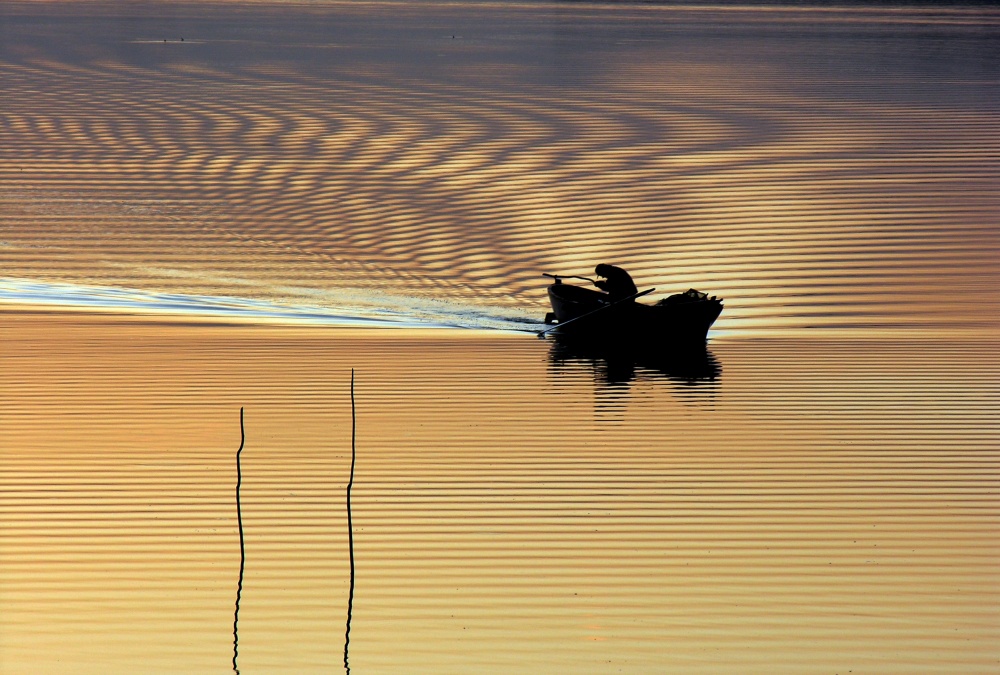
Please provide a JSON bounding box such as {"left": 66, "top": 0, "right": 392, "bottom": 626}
{"left": 0, "top": 277, "right": 540, "bottom": 333}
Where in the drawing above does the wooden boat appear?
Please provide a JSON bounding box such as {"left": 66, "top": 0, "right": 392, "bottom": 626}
{"left": 543, "top": 274, "right": 723, "bottom": 346}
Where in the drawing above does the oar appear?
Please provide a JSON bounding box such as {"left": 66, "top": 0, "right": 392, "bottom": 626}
{"left": 538, "top": 287, "right": 655, "bottom": 337}
{"left": 543, "top": 272, "right": 597, "bottom": 284}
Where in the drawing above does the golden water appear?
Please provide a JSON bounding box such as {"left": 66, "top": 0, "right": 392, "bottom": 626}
{"left": 1, "top": 1, "right": 999, "bottom": 673}
{"left": 2, "top": 1, "right": 998, "bottom": 335}
{"left": 2, "top": 314, "right": 998, "bottom": 673}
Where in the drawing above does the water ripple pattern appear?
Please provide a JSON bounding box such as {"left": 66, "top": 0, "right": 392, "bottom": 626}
{"left": 0, "top": 277, "right": 529, "bottom": 330}
{"left": 1, "top": 315, "right": 998, "bottom": 672}
{"left": 2, "top": 1, "right": 999, "bottom": 336}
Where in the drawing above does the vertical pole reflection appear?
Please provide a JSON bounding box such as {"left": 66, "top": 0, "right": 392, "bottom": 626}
{"left": 345, "top": 371, "right": 357, "bottom": 674}
{"left": 234, "top": 407, "right": 246, "bottom": 674}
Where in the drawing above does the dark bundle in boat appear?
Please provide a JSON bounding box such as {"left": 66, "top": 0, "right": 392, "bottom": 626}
{"left": 542, "top": 268, "right": 723, "bottom": 347}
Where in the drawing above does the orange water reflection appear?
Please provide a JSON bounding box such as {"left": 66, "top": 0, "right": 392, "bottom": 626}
{"left": 1, "top": 1, "right": 998, "bottom": 337}
{"left": 2, "top": 312, "right": 998, "bottom": 673}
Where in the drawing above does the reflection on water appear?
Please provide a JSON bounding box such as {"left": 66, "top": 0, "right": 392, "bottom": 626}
{"left": 2, "top": 313, "right": 998, "bottom": 673}
{"left": 547, "top": 335, "right": 721, "bottom": 386}
{"left": 546, "top": 335, "right": 721, "bottom": 417}
{"left": 2, "top": 0, "right": 999, "bottom": 673}
{"left": 1, "top": 1, "right": 998, "bottom": 337}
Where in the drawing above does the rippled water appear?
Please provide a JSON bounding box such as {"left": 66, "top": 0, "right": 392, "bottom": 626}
{"left": 2, "top": 1, "right": 999, "bottom": 673}
{"left": 2, "top": 315, "right": 998, "bottom": 673}
{"left": 2, "top": 0, "right": 998, "bottom": 335}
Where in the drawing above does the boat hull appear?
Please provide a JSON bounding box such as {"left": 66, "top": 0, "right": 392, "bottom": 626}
{"left": 546, "top": 283, "right": 722, "bottom": 347}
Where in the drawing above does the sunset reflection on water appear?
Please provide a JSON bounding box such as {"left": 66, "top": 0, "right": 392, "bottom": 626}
{"left": 2, "top": 1, "right": 998, "bottom": 336}
{"left": 2, "top": 314, "right": 998, "bottom": 673}
{"left": 1, "top": 1, "right": 999, "bottom": 672}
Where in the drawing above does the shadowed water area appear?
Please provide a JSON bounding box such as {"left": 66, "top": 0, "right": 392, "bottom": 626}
{"left": 1, "top": 1, "right": 999, "bottom": 673}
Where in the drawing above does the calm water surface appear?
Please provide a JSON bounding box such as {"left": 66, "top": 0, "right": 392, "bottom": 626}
{"left": 1, "top": 1, "right": 999, "bottom": 673}
{"left": 2, "top": 314, "right": 998, "bottom": 673}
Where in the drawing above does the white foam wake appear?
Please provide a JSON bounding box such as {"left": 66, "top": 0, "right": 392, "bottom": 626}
{"left": 0, "top": 277, "right": 538, "bottom": 332}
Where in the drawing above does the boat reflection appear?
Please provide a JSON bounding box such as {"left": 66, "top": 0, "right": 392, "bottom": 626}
{"left": 546, "top": 334, "right": 721, "bottom": 391}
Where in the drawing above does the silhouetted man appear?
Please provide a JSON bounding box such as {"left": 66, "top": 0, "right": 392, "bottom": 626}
{"left": 594, "top": 264, "right": 638, "bottom": 301}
